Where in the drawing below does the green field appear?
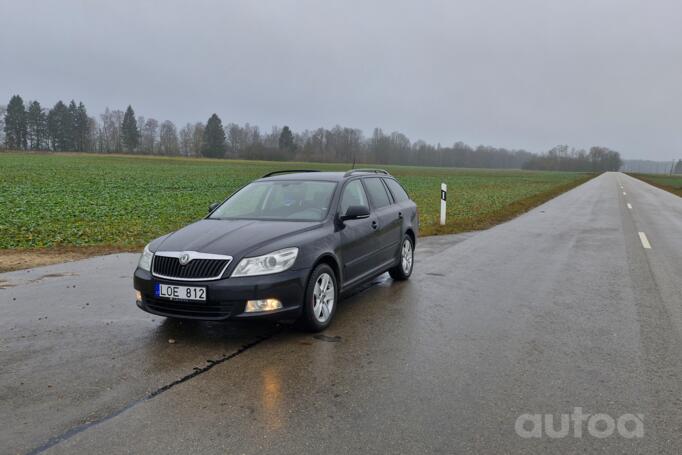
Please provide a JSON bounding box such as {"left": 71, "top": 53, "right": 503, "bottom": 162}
{"left": 629, "top": 173, "right": 682, "bottom": 197}
{"left": 0, "top": 152, "right": 592, "bottom": 250}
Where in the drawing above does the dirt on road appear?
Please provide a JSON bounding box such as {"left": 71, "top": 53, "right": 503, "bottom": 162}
{"left": 0, "top": 245, "right": 137, "bottom": 273}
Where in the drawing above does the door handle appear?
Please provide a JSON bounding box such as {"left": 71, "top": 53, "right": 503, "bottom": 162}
{"left": 371, "top": 220, "right": 378, "bottom": 230}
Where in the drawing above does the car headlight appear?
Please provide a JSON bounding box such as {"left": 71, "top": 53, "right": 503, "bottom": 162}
{"left": 232, "top": 247, "right": 299, "bottom": 277}
{"left": 138, "top": 244, "right": 154, "bottom": 272}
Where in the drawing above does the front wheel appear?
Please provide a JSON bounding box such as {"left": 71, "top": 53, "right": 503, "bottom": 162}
{"left": 389, "top": 235, "right": 414, "bottom": 281}
{"left": 299, "top": 264, "right": 338, "bottom": 332}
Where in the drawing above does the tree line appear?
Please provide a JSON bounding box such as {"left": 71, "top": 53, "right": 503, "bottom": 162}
{"left": 522, "top": 145, "right": 623, "bottom": 172}
{"left": 3, "top": 96, "right": 90, "bottom": 152}
{"left": 1, "top": 94, "right": 622, "bottom": 171}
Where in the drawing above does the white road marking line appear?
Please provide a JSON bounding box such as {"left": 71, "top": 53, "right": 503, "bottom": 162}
{"left": 627, "top": 203, "right": 633, "bottom": 209}
{"left": 638, "top": 232, "right": 652, "bottom": 249}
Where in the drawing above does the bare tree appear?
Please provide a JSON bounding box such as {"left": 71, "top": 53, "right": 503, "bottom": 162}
{"left": 140, "top": 118, "right": 159, "bottom": 154}
{"left": 191, "top": 122, "right": 204, "bottom": 156}
{"left": 264, "top": 126, "right": 282, "bottom": 149}
{"left": 159, "top": 120, "right": 179, "bottom": 155}
{"left": 86, "top": 117, "right": 97, "bottom": 152}
{"left": 99, "top": 108, "right": 122, "bottom": 153}
{"left": 302, "top": 128, "right": 326, "bottom": 162}
{"left": 179, "top": 123, "right": 193, "bottom": 156}
{"left": 111, "top": 110, "right": 124, "bottom": 152}
{"left": 389, "top": 132, "right": 411, "bottom": 164}
{"left": 225, "top": 122, "right": 246, "bottom": 157}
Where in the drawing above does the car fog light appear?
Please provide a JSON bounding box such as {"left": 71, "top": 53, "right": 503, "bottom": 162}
{"left": 245, "top": 298, "right": 282, "bottom": 313}
{"left": 135, "top": 290, "right": 142, "bottom": 303}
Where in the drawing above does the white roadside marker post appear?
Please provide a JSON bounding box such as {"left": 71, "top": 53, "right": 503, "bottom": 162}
{"left": 440, "top": 183, "right": 447, "bottom": 226}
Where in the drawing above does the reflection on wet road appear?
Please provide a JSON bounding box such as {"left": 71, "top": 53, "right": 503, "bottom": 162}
{"left": 0, "top": 233, "right": 471, "bottom": 455}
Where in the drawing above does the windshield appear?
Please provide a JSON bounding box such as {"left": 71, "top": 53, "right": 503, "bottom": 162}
{"left": 209, "top": 180, "right": 337, "bottom": 221}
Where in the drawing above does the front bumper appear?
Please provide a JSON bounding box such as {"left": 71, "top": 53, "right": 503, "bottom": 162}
{"left": 133, "top": 267, "right": 309, "bottom": 321}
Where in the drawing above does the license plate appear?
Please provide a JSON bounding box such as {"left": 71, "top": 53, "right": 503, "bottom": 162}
{"left": 155, "top": 283, "right": 206, "bottom": 301}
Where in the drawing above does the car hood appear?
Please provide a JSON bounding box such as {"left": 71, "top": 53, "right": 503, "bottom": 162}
{"left": 154, "top": 219, "right": 322, "bottom": 258}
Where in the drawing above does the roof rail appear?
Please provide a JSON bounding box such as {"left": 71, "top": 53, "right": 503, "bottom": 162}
{"left": 343, "top": 168, "right": 390, "bottom": 177}
{"left": 261, "top": 169, "right": 321, "bottom": 178}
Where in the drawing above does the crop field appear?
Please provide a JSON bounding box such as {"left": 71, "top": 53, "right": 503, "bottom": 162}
{"left": 0, "top": 152, "right": 591, "bottom": 254}
{"left": 629, "top": 173, "right": 682, "bottom": 197}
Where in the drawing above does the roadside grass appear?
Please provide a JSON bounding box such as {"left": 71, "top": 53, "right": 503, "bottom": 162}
{"left": 0, "top": 152, "right": 592, "bottom": 271}
{"left": 628, "top": 173, "right": 682, "bottom": 197}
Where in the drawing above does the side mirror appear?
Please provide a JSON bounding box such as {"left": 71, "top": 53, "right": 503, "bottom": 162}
{"left": 208, "top": 202, "right": 220, "bottom": 213}
{"left": 340, "top": 205, "right": 370, "bottom": 221}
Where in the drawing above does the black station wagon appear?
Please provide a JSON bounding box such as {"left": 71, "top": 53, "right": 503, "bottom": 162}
{"left": 134, "top": 169, "right": 418, "bottom": 331}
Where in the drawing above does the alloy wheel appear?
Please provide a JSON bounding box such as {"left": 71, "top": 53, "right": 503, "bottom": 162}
{"left": 401, "top": 239, "right": 413, "bottom": 274}
{"left": 312, "top": 272, "right": 335, "bottom": 323}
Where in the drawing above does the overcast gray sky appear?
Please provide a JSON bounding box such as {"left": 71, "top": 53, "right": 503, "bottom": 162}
{"left": 1, "top": 0, "right": 681, "bottom": 160}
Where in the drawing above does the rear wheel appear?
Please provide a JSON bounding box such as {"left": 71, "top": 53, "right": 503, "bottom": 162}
{"left": 299, "top": 263, "right": 338, "bottom": 332}
{"left": 389, "top": 235, "right": 414, "bottom": 281}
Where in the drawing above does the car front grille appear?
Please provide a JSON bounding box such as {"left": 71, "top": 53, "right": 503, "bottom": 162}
{"left": 142, "top": 295, "right": 238, "bottom": 320}
{"left": 152, "top": 254, "right": 231, "bottom": 280}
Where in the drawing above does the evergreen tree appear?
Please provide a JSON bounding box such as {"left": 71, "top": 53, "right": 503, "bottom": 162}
{"left": 65, "top": 100, "right": 78, "bottom": 151}
{"left": 4, "top": 95, "right": 27, "bottom": 149}
{"left": 47, "top": 101, "right": 70, "bottom": 151}
{"left": 73, "top": 102, "right": 89, "bottom": 151}
{"left": 202, "top": 113, "right": 226, "bottom": 158}
{"left": 278, "top": 125, "right": 296, "bottom": 154}
{"left": 121, "top": 105, "right": 139, "bottom": 152}
{"left": 0, "top": 105, "right": 6, "bottom": 147}
{"left": 46, "top": 105, "right": 58, "bottom": 150}
{"left": 26, "top": 101, "right": 47, "bottom": 150}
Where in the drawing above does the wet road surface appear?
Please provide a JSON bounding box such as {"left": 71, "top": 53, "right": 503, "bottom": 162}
{"left": 2, "top": 172, "right": 681, "bottom": 454}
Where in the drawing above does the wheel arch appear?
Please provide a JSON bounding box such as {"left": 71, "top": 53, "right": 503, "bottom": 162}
{"left": 405, "top": 228, "right": 416, "bottom": 246}
{"left": 311, "top": 253, "right": 342, "bottom": 284}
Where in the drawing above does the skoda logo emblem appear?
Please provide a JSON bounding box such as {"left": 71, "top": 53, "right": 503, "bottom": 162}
{"left": 179, "top": 253, "right": 191, "bottom": 266}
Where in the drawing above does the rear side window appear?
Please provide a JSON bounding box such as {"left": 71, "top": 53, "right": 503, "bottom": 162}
{"left": 363, "top": 177, "right": 391, "bottom": 209}
{"left": 384, "top": 178, "right": 410, "bottom": 202}
{"left": 339, "top": 179, "right": 369, "bottom": 215}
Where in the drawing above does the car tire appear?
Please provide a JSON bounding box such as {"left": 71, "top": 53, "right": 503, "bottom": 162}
{"left": 389, "top": 235, "right": 414, "bottom": 281}
{"left": 299, "top": 263, "right": 339, "bottom": 332}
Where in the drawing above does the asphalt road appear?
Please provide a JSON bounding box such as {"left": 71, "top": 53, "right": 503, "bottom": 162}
{"left": 2, "top": 172, "right": 681, "bottom": 454}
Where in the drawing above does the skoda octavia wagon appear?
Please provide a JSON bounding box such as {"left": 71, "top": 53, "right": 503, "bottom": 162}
{"left": 134, "top": 169, "right": 418, "bottom": 331}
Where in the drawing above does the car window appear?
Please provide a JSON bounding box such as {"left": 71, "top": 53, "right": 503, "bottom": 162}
{"left": 210, "top": 180, "right": 337, "bottom": 221}
{"left": 339, "top": 179, "right": 369, "bottom": 215}
{"left": 218, "top": 182, "right": 270, "bottom": 216}
{"left": 384, "top": 178, "right": 410, "bottom": 202}
{"left": 363, "top": 177, "right": 391, "bottom": 209}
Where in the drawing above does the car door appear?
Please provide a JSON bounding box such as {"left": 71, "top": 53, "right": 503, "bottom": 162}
{"left": 337, "top": 179, "right": 379, "bottom": 287}
{"left": 362, "top": 177, "right": 402, "bottom": 269}
{"left": 383, "top": 176, "right": 415, "bottom": 231}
